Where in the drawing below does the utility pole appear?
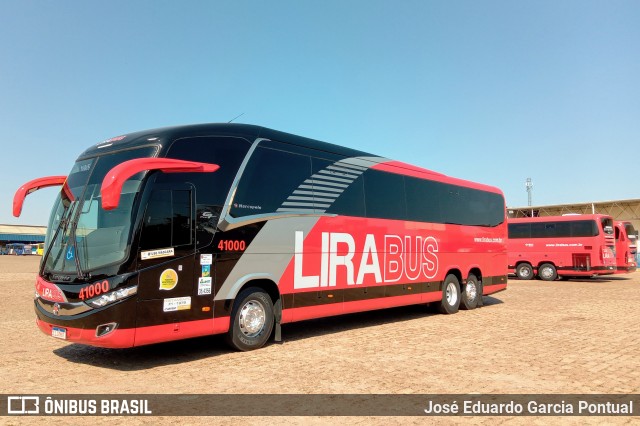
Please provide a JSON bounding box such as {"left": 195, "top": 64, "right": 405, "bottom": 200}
{"left": 526, "top": 178, "right": 533, "bottom": 207}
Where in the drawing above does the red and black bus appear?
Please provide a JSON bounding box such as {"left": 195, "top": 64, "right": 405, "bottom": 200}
{"left": 508, "top": 214, "right": 616, "bottom": 280}
{"left": 15, "top": 124, "right": 507, "bottom": 350}
{"left": 614, "top": 221, "right": 637, "bottom": 274}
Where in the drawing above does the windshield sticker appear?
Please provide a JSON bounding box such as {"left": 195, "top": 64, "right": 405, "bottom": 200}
{"left": 141, "top": 247, "right": 175, "bottom": 260}
{"left": 163, "top": 296, "right": 191, "bottom": 312}
{"left": 159, "top": 269, "right": 178, "bottom": 291}
{"left": 65, "top": 245, "right": 75, "bottom": 261}
{"left": 200, "top": 254, "right": 213, "bottom": 265}
{"left": 201, "top": 265, "right": 210, "bottom": 277}
{"left": 198, "top": 277, "right": 212, "bottom": 296}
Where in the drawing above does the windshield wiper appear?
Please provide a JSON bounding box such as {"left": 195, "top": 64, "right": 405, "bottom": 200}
{"left": 40, "top": 213, "right": 71, "bottom": 277}
{"left": 68, "top": 215, "right": 87, "bottom": 280}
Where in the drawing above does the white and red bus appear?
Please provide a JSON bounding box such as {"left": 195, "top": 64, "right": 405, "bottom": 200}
{"left": 14, "top": 124, "right": 507, "bottom": 351}
{"left": 508, "top": 214, "right": 616, "bottom": 280}
{"left": 614, "top": 221, "right": 637, "bottom": 274}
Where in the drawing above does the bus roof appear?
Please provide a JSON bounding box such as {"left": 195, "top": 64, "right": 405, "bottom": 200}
{"left": 78, "top": 123, "right": 504, "bottom": 196}
{"left": 79, "top": 123, "right": 373, "bottom": 160}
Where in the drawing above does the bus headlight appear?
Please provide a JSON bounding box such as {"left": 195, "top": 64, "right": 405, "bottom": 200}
{"left": 87, "top": 286, "right": 137, "bottom": 308}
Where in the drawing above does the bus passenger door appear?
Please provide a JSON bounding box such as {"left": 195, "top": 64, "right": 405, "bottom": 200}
{"left": 135, "top": 184, "right": 203, "bottom": 338}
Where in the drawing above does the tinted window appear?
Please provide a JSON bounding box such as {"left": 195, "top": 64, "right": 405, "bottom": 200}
{"left": 405, "top": 177, "right": 442, "bottom": 223}
{"left": 512, "top": 219, "right": 598, "bottom": 239}
{"left": 230, "top": 147, "right": 312, "bottom": 217}
{"left": 364, "top": 170, "right": 406, "bottom": 220}
{"left": 140, "top": 189, "right": 192, "bottom": 250}
{"left": 313, "top": 157, "right": 366, "bottom": 216}
{"left": 554, "top": 221, "right": 571, "bottom": 237}
{"left": 162, "top": 136, "right": 250, "bottom": 206}
{"left": 508, "top": 223, "right": 530, "bottom": 238}
{"left": 530, "top": 222, "right": 547, "bottom": 238}
{"left": 572, "top": 220, "right": 597, "bottom": 237}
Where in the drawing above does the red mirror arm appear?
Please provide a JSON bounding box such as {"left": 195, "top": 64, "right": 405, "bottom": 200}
{"left": 101, "top": 158, "right": 220, "bottom": 210}
{"left": 13, "top": 176, "right": 68, "bottom": 217}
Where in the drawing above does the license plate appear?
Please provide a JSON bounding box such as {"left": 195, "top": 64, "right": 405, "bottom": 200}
{"left": 52, "top": 326, "right": 67, "bottom": 340}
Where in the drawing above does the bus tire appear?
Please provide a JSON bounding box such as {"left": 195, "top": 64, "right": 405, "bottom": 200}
{"left": 460, "top": 273, "right": 479, "bottom": 310}
{"left": 538, "top": 263, "right": 557, "bottom": 281}
{"left": 515, "top": 263, "right": 534, "bottom": 280}
{"left": 438, "top": 274, "right": 461, "bottom": 314}
{"left": 226, "top": 287, "right": 274, "bottom": 351}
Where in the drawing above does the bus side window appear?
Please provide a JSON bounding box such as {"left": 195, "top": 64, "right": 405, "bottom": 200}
{"left": 140, "top": 189, "right": 192, "bottom": 250}
{"left": 312, "top": 157, "right": 366, "bottom": 217}
{"left": 230, "top": 147, "right": 312, "bottom": 217}
{"left": 363, "top": 170, "right": 407, "bottom": 220}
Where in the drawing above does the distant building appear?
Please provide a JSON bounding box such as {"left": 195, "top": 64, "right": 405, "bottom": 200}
{"left": 507, "top": 199, "right": 640, "bottom": 231}
{"left": 0, "top": 224, "right": 47, "bottom": 244}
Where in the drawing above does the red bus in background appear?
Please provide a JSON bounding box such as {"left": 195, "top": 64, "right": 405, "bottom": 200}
{"left": 614, "top": 221, "right": 637, "bottom": 274}
{"left": 14, "top": 123, "right": 507, "bottom": 351}
{"left": 508, "top": 214, "right": 616, "bottom": 280}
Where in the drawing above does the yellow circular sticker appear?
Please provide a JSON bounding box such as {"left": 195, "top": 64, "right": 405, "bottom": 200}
{"left": 159, "top": 269, "right": 178, "bottom": 291}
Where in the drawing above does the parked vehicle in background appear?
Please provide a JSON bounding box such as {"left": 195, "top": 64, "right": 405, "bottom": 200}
{"left": 35, "top": 243, "right": 45, "bottom": 256}
{"left": 614, "top": 221, "right": 637, "bottom": 274}
{"left": 508, "top": 214, "right": 616, "bottom": 280}
{"left": 5, "top": 243, "right": 29, "bottom": 255}
{"left": 14, "top": 123, "right": 507, "bottom": 351}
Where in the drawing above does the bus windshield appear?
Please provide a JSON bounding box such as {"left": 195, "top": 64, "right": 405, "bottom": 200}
{"left": 43, "top": 146, "right": 157, "bottom": 276}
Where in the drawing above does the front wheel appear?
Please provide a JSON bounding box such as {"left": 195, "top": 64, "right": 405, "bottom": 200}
{"left": 439, "top": 274, "right": 461, "bottom": 314}
{"left": 226, "top": 287, "right": 274, "bottom": 351}
{"left": 460, "top": 274, "right": 479, "bottom": 310}
{"left": 516, "top": 263, "right": 534, "bottom": 280}
{"left": 538, "top": 263, "right": 558, "bottom": 281}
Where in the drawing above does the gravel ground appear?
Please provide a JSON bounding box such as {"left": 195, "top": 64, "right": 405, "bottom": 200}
{"left": 1, "top": 255, "right": 638, "bottom": 425}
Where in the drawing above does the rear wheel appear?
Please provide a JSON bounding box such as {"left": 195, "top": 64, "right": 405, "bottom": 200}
{"left": 226, "top": 287, "right": 274, "bottom": 351}
{"left": 460, "top": 274, "right": 479, "bottom": 310}
{"left": 438, "top": 274, "right": 461, "bottom": 314}
{"left": 538, "top": 263, "right": 558, "bottom": 281}
{"left": 515, "top": 263, "right": 534, "bottom": 280}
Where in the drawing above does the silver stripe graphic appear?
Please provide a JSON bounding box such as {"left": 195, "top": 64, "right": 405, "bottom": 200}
{"left": 313, "top": 173, "right": 354, "bottom": 184}
{"left": 215, "top": 216, "right": 321, "bottom": 300}
{"left": 275, "top": 208, "right": 317, "bottom": 213}
{"left": 333, "top": 161, "right": 367, "bottom": 170}
{"left": 300, "top": 184, "right": 342, "bottom": 193}
{"left": 305, "top": 178, "right": 348, "bottom": 188}
{"left": 286, "top": 196, "right": 316, "bottom": 202}
{"left": 278, "top": 156, "right": 377, "bottom": 214}
{"left": 281, "top": 202, "right": 331, "bottom": 209}
{"left": 325, "top": 167, "right": 362, "bottom": 178}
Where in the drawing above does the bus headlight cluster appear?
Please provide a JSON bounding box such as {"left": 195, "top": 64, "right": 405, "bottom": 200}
{"left": 88, "top": 286, "right": 137, "bottom": 308}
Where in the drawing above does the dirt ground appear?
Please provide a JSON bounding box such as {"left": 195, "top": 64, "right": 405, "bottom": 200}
{"left": 0, "top": 255, "right": 638, "bottom": 425}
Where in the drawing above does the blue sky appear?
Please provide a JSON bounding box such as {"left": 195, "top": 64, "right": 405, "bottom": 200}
{"left": 1, "top": 1, "right": 638, "bottom": 225}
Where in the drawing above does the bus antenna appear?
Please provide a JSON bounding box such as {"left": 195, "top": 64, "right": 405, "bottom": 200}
{"left": 228, "top": 113, "right": 245, "bottom": 123}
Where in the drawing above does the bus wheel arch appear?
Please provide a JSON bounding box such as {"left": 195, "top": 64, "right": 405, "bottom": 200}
{"left": 439, "top": 270, "right": 462, "bottom": 314}
{"left": 515, "top": 262, "right": 534, "bottom": 280}
{"left": 461, "top": 269, "right": 481, "bottom": 310}
{"left": 538, "top": 263, "right": 558, "bottom": 281}
{"left": 226, "top": 279, "right": 280, "bottom": 351}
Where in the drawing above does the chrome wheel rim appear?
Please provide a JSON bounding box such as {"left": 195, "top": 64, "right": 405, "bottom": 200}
{"left": 465, "top": 281, "right": 477, "bottom": 302}
{"left": 239, "top": 300, "right": 266, "bottom": 337}
{"left": 446, "top": 282, "right": 458, "bottom": 306}
{"left": 540, "top": 267, "right": 553, "bottom": 279}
